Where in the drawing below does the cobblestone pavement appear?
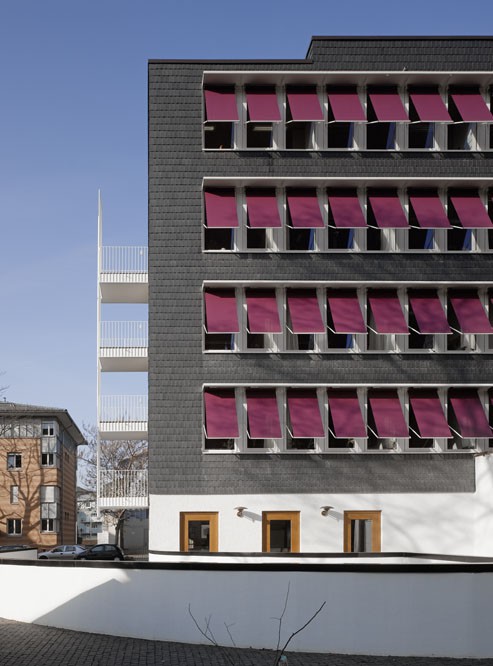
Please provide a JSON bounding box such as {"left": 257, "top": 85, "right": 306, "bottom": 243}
{"left": 0, "top": 617, "right": 488, "bottom": 666}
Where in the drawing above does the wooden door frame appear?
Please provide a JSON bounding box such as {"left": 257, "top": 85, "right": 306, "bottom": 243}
{"left": 179, "top": 512, "right": 218, "bottom": 552}
{"left": 262, "top": 511, "right": 300, "bottom": 553}
{"left": 343, "top": 510, "right": 381, "bottom": 553}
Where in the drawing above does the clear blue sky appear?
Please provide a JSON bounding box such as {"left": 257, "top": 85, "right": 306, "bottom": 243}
{"left": 0, "top": 0, "right": 491, "bottom": 429}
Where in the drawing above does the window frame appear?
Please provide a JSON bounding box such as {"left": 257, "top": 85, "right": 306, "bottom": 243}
{"left": 343, "top": 510, "right": 382, "bottom": 553}
{"left": 179, "top": 512, "right": 218, "bottom": 553}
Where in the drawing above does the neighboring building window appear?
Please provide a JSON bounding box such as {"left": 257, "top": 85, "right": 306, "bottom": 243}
{"left": 180, "top": 512, "right": 218, "bottom": 552}
{"left": 10, "top": 486, "right": 19, "bottom": 504}
{"left": 7, "top": 519, "right": 21, "bottom": 536}
{"left": 40, "top": 486, "right": 60, "bottom": 533}
{"left": 64, "top": 511, "right": 70, "bottom": 520}
{"left": 7, "top": 453, "right": 22, "bottom": 469}
{"left": 41, "top": 421, "right": 56, "bottom": 437}
{"left": 41, "top": 519, "right": 59, "bottom": 533}
{"left": 41, "top": 434, "right": 59, "bottom": 467}
{"left": 344, "top": 511, "right": 382, "bottom": 553}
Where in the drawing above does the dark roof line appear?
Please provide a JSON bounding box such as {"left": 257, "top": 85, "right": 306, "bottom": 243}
{"left": 0, "top": 402, "right": 86, "bottom": 445}
{"left": 310, "top": 35, "right": 493, "bottom": 40}
{"left": 148, "top": 59, "right": 310, "bottom": 65}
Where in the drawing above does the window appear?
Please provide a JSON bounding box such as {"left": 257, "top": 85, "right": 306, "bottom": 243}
{"left": 344, "top": 511, "right": 381, "bottom": 553}
{"left": 42, "top": 421, "right": 56, "bottom": 436}
{"left": 10, "top": 486, "right": 19, "bottom": 504}
{"left": 262, "top": 511, "right": 300, "bottom": 553}
{"left": 41, "top": 433, "right": 59, "bottom": 467}
{"left": 203, "top": 86, "right": 237, "bottom": 149}
{"left": 7, "top": 518, "right": 21, "bottom": 536}
{"left": 180, "top": 512, "right": 218, "bottom": 552}
{"left": 40, "top": 486, "right": 60, "bottom": 533}
{"left": 7, "top": 453, "right": 21, "bottom": 469}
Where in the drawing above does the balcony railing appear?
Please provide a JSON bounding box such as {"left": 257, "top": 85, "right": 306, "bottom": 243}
{"left": 99, "top": 470, "right": 148, "bottom": 508}
{"left": 99, "top": 395, "right": 148, "bottom": 423}
{"left": 101, "top": 246, "right": 148, "bottom": 274}
{"left": 100, "top": 321, "right": 148, "bottom": 348}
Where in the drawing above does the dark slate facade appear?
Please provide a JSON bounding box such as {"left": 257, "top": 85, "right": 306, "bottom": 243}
{"left": 148, "top": 37, "right": 493, "bottom": 497}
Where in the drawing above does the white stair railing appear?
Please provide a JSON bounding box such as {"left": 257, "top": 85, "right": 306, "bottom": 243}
{"left": 101, "top": 246, "right": 148, "bottom": 273}
{"left": 100, "top": 321, "right": 148, "bottom": 348}
{"left": 99, "top": 395, "right": 148, "bottom": 423}
{"left": 99, "top": 470, "right": 148, "bottom": 501}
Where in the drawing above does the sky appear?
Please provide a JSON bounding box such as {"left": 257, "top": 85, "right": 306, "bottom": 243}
{"left": 0, "top": 0, "right": 492, "bottom": 430}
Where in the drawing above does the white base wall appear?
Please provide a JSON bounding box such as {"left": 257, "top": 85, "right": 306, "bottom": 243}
{"left": 149, "top": 456, "right": 493, "bottom": 556}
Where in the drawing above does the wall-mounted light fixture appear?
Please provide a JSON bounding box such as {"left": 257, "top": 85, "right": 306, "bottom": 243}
{"left": 320, "top": 505, "right": 333, "bottom": 516}
{"left": 235, "top": 506, "right": 247, "bottom": 517}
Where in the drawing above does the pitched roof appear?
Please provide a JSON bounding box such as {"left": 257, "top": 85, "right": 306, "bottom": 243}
{"left": 0, "top": 401, "right": 86, "bottom": 445}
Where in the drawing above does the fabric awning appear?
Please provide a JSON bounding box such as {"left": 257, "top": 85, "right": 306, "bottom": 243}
{"left": 450, "top": 93, "right": 493, "bottom": 122}
{"left": 409, "top": 390, "right": 451, "bottom": 438}
{"left": 368, "top": 290, "right": 408, "bottom": 334}
{"left": 328, "top": 192, "right": 366, "bottom": 228}
{"left": 327, "top": 289, "right": 366, "bottom": 334}
{"left": 287, "top": 390, "right": 324, "bottom": 438}
{"left": 368, "top": 390, "right": 408, "bottom": 438}
{"left": 204, "top": 189, "right": 238, "bottom": 228}
{"left": 449, "top": 291, "right": 493, "bottom": 334}
{"left": 286, "top": 87, "right": 324, "bottom": 121}
{"left": 287, "top": 290, "right": 324, "bottom": 333}
{"left": 408, "top": 290, "right": 451, "bottom": 334}
{"left": 368, "top": 193, "right": 408, "bottom": 228}
{"left": 204, "top": 87, "right": 238, "bottom": 122}
{"left": 327, "top": 389, "right": 367, "bottom": 438}
{"left": 286, "top": 190, "right": 324, "bottom": 228}
{"left": 448, "top": 389, "right": 492, "bottom": 438}
{"left": 246, "top": 190, "right": 282, "bottom": 228}
{"left": 368, "top": 91, "right": 409, "bottom": 122}
{"left": 204, "top": 389, "right": 239, "bottom": 438}
{"left": 246, "top": 88, "right": 281, "bottom": 122}
{"left": 409, "top": 92, "right": 452, "bottom": 122}
{"left": 246, "top": 289, "right": 281, "bottom": 333}
{"left": 449, "top": 194, "right": 493, "bottom": 229}
{"left": 204, "top": 289, "right": 239, "bottom": 333}
{"left": 246, "top": 389, "right": 282, "bottom": 439}
{"left": 327, "top": 91, "right": 366, "bottom": 122}
{"left": 409, "top": 194, "right": 450, "bottom": 228}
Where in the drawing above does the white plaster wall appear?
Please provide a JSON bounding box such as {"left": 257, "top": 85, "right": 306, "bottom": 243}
{"left": 0, "top": 548, "right": 37, "bottom": 560}
{"left": 149, "top": 457, "right": 493, "bottom": 556}
{"left": 0, "top": 562, "right": 492, "bottom": 657}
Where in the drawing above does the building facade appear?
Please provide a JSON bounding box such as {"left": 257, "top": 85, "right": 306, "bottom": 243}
{"left": 0, "top": 402, "right": 85, "bottom": 547}
{"left": 148, "top": 37, "right": 493, "bottom": 558}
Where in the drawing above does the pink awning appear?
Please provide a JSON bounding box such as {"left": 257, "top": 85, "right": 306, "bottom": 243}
{"left": 287, "top": 390, "right": 324, "bottom": 438}
{"left": 368, "top": 193, "right": 408, "bottom": 228}
{"left": 246, "top": 389, "right": 282, "bottom": 439}
{"left": 287, "top": 290, "right": 324, "bottom": 333}
{"left": 368, "top": 91, "right": 409, "bottom": 122}
{"left": 409, "top": 194, "right": 450, "bottom": 229}
{"left": 328, "top": 192, "right": 366, "bottom": 228}
{"left": 246, "top": 190, "right": 282, "bottom": 228}
{"left": 408, "top": 290, "right": 451, "bottom": 334}
{"left": 204, "top": 189, "right": 238, "bottom": 228}
{"left": 327, "top": 289, "right": 366, "bottom": 334}
{"left": 450, "top": 195, "right": 493, "bottom": 229}
{"left": 409, "top": 92, "right": 452, "bottom": 122}
{"left": 246, "top": 289, "right": 281, "bottom": 333}
{"left": 286, "top": 190, "right": 324, "bottom": 228}
{"left": 287, "top": 87, "right": 324, "bottom": 121}
{"left": 368, "top": 290, "right": 408, "bottom": 334}
{"left": 204, "top": 289, "right": 239, "bottom": 333}
{"left": 368, "top": 390, "right": 408, "bottom": 438}
{"left": 327, "top": 389, "right": 366, "bottom": 438}
{"left": 409, "top": 390, "right": 451, "bottom": 438}
{"left": 450, "top": 93, "right": 493, "bottom": 122}
{"left": 449, "top": 389, "right": 492, "bottom": 438}
{"left": 204, "top": 389, "right": 239, "bottom": 438}
{"left": 449, "top": 291, "right": 493, "bottom": 334}
{"left": 204, "top": 87, "right": 238, "bottom": 122}
{"left": 246, "top": 88, "right": 281, "bottom": 122}
{"left": 327, "top": 91, "right": 366, "bottom": 122}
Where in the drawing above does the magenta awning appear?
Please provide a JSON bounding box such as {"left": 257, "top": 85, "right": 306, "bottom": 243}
{"left": 409, "top": 92, "right": 452, "bottom": 122}
{"left": 449, "top": 291, "right": 493, "bottom": 334}
{"left": 204, "top": 389, "right": 239, "bottom": 438}
{"left": 204, "top": 87, "right": 238, "bottom": 122}
{"left": 409, "top": 194, "right": 450, "bottom": 229}
{"left": 327, "top": 389, "right": 367, "bottom": 438}
{"left": 328, "top": 192, "right": 366, "bottom": 228}
{"left": 368, "top": 193, "right": 408, "bottom": 228}
{"left": 246, "top": 289, "right": 281, "bottom": 333}
{"left": 449, "top": 389, "right": 492, "bottom": 438}
{"left": 287, "top": 390, "right": 324, "bottom": 438}
{"left": 368, "top": 290, "right": 408, "bottom": 334}
{"left": 287, "top": 290, "right": 324, "bottom": 333}
{"left": 246, "top": 190, "right": 281, "bottom": 228}
{"left": 327, "top": 289, "right": 366, "bottom": 334}
{"left": 449, "top": 195, "right": 493, "bottom": 229}
{"left": 368, "top": 390, "right": 408, "bottom": 438}
{"left": 287, "top": 88, "right": 324, "bottom": 121}
{"left": 450, "top": 93, "right": 493, "bottom": 122}
{"left": 368, "top": 91, "right": 409, "bottom": 122}
{"left": 286, "top": 190, "right": 324, "bottom": 228}
{"left": 246, "top": 89, "right": 281, "bottom": 122}
{"left": 204, "top": 289, "right": 239, "bottom": 333}
{"left": 246, "top": 389, "right": 282, "bottom": 439}
{"left": 327, "top": 91, "right": 366, "bottom": 122}
{"left": 409, "top": 390, "right": 451, "bottom": 438}
{"left": 408, "top": 290, "right": 451, "bottom": 334}
{"left": 204, "top": 189, "right": 238, "bottom": 228}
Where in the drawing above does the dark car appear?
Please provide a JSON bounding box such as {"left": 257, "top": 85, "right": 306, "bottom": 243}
{"left": 75, "top": 544, "right": 125, "bottom": 561}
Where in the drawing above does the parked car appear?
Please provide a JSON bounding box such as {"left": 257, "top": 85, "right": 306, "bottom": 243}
{"left": 75, "top": 544, "right": 125, "bottom": 561}
{"left": 38, "top": 545, "right": 86, "bottom": 560}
